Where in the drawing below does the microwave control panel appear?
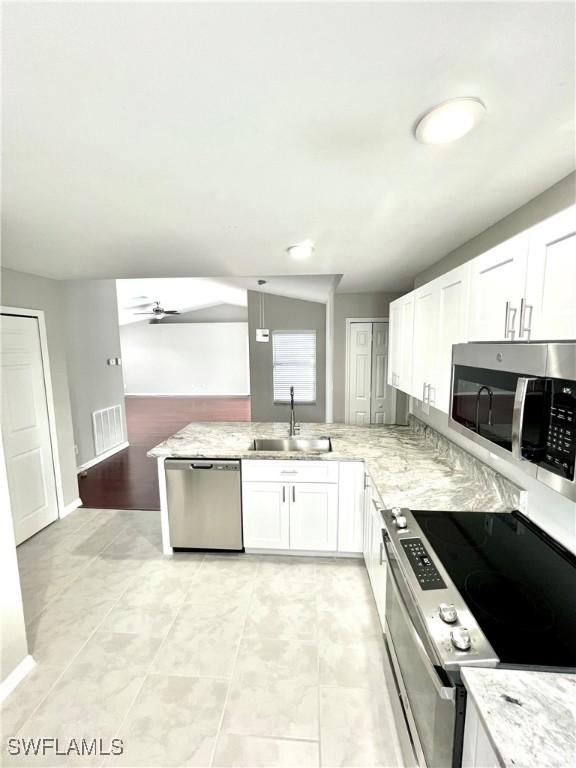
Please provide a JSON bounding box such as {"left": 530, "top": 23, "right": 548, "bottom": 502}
{"left": 400, "top": 538, "right": 446, "bottom": 591}
{"left": 544, "top": 380, "right": 576, "bottom": 481}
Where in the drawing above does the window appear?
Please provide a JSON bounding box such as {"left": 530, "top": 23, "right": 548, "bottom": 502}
{"left": 272, "top": 330, "right": 317, "bottom": 404}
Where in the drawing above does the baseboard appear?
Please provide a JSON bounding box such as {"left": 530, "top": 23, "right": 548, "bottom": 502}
{"left": 60, "top": 497, "right": 82, "bottom": 519}
{"left": 0, "top": 655, "right": 36, "bottom": 704}
{"left": 245, "top": 548, "right": 362, "bottom": 558}
{"left": 124, "top": 393, "right": 250, "bottom": 398}
{"left": 77, "top": 441, "right": 129, "bottom": 472}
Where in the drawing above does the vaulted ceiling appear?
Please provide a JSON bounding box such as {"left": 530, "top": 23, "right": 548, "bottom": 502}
{"left": 2, "top": 2, "right": 574, "bottom": 291}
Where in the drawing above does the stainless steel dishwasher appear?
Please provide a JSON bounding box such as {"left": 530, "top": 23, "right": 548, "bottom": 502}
{"left": 165, "top": 459, "right": 243, "bottom": 551}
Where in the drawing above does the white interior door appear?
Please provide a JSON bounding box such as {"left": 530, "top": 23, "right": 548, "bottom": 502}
{"left": 371, "top": 323, "right": 394, "bottom": 424}
{"left": 347, "top": 322, "right": 373, "bottom": 425}
{"left": 1, "top": 314, "right": 59, "bottom": 544}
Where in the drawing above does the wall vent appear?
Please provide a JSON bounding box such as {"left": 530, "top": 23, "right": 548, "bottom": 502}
{"left": 92, "top": 404, "right": 124, "bottom": 456}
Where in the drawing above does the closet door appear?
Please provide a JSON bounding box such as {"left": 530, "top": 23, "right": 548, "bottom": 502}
{"left": 347, "top": 322, "right": 373, "bottom": 425}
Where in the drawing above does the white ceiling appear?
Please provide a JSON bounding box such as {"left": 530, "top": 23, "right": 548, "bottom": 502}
{"left": 2, "top": 2, "right": 574, "bottom": 292}
{"left": 116, "top": 274, "right": 337, "bottom": 324}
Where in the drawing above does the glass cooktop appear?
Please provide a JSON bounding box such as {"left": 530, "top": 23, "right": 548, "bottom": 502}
{"left": 412, "top": 510, "right": 576, "bottom": 669}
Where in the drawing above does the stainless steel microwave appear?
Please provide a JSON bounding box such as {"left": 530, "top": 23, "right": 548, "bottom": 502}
{"left": 449, "top": 342, "right": 576, "bottom": 501}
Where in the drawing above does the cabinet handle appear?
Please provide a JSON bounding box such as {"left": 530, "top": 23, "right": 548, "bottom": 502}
{"left": 379, "top": 541, "right": 384, "bottom": 566}
{"left": 519, "top": 298, "right": 533, "bottom": 340}
{"left": 504, "top": 301, "right": 517, "bottom": 339}
{"left": 282, "top": 485, "right": 286, "bottom": 503}
{"left": 292, "top": 485, "right": 296, "bottom": 503}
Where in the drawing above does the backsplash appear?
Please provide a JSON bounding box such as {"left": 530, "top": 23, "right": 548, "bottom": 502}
{"left": 410, "top": 403, "right": 576, "bottom": 555}
{"left": 408, "top": 414, "right": 526, "bottom": 514}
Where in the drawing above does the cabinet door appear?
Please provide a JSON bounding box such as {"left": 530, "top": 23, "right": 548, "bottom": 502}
{"left": 289, "top": 483, "right": 338, "bottom": 551}
{"left": 338, "top": 462, "right": 365, "bottom": 554}
{"left": 468, "top": 233, "right": 528, "bottom": 341}
{"left": 399, "top": 292, "right": 415, "bottom": 395}
{"left": 435, "top": 264, "right": 470, "bottom": 413}
{"left": 387, "top": 298, "right": 402, "bottom": 387}
{"left": 242, "top": 482, "right": 289, "bottom": 549}
{"left": 370, "top": 503, "right": 386, "bottom": 628}
{"left": 388, "top": 293, "right": 415, "bottom": 395}
{"left": 363, "top": 479, "right": 373, "bottom": 572}
{"left": 526, "top": 206, "right": 576, "bottom": 340}
{"left": 412, "top": 282, "right": 440, "bottom": 405}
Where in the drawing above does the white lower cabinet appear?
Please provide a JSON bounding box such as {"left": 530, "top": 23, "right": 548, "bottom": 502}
{"left": 338, "top": 461, "right": 365, "bottom": 553}
{"left": 462, "top": 698, "right": 500, "bottom": 768}
{"left": 363, "top": 475, "right": 386, "bottom": 627}
{"left": 242, "top": 460, "right": 375, "bottom": 555}
{"left": 289, "top": 483, "right": 338, "bottom": 551}
{"left": 242, "top": 481, "right": 290, "bottom": 549}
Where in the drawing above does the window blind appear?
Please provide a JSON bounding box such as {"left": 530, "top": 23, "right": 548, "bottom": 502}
{"left": 272, "top": 330, "right": 317, "bottom": 404}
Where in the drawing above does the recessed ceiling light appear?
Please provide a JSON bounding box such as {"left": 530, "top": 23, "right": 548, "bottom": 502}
{"left": 415, "top": 97, "right": 486, "bottom": 145}
{"left": 287, "top": 240, "right": 315, "bottom": 260}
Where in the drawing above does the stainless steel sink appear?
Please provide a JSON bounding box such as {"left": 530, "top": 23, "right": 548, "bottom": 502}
{"left": 251, "top": 437, "right": 332, "bottom": 453}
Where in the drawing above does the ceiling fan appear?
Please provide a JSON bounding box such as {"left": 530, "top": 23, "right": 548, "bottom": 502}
{"left": 133, "top": 300, "right": 180, "bottom": 320}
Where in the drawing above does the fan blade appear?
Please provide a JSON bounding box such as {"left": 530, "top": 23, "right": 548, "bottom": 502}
{"left": 134, "top": 311, "right": 155, "bottom": 315}
{"left": 163, "top": 310, "right": 180, "bottom": 314}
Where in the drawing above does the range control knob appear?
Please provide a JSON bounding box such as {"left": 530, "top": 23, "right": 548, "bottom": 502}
{"left": 391, "top": 507, "right": 402, "bottom": 518}
{"left": 450, "top": 627, "right": 472, "bottom": 651}
{"left": 438, "top": 603, "right": 458, "bottom": 624}
{"left": 394, "top": 515, "right": 407, "bottom": 529}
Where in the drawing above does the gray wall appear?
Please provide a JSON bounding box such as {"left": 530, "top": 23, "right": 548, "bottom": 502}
{"left": 1, "top": 267, "right": 79, "bottom": 505}
{"left": 333, "top": 292, "right": 401, "bottom": 422}
{"left": 414, "top": 172, "right": 576, "bottom": 287}
{"left": 64, "top": 280, "right": 126, "bottom": 467}
{"left": 159, "top": 303, "right": 248, "bottom": 323}
{"left": 247, "top": 290, "right": 326, "bottom": 423}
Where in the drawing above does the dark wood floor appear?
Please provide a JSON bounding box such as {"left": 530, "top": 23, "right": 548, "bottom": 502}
{"left": 78, "top": 396, "right": 251, "bottom": 510}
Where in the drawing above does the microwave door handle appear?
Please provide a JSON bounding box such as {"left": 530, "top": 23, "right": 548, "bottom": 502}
{"left": 385, "top": 548, "right": 454, "bottom": 701}
{"left": 511, "top": 377, "right": 538, "bottom": 460}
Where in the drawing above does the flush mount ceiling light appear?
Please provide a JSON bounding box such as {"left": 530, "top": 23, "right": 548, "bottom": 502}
{"left": 286, "top": 240, "right": 315, "bottom": 261}
{"left": 415, "top": 97, "right": 486, "bottom": 145}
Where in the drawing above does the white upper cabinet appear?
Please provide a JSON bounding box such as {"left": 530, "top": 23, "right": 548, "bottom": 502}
{"left": 412, "top": 282, "right": 440, "bottom": 405}
{"left": 388, "top": 291, "right": 415, "bottom": 395}
{"left": 435, "top": 264, "right": 470, "bottom": 412}
{"left": 525, "top": 205, "right": 576, "bottom": 340}
{"left": 468, "top": 232, "right": 529, "bottom": 342}
{"left": 411, "top": 263, "right": 470, "bottom": 414}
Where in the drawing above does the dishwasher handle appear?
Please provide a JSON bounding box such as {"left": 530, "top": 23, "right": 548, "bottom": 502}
{"left": 164, "top": 459, "right": 240, "bottom": 471}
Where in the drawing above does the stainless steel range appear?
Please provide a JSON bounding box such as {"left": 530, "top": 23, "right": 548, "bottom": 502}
{"left": 382, "top": 506, "right": 576, "bottom": 768}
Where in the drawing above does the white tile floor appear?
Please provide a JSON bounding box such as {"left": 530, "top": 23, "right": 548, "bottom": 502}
{"left": 2, "top": 508, "right": 404, "bottom": 767}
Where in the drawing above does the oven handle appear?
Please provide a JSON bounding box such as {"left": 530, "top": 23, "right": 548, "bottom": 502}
{"left": 511, "top": 377, "right": 538, "bottom": 460}
{"left": 385, "top": 545, "right": 454, "bottom": 702}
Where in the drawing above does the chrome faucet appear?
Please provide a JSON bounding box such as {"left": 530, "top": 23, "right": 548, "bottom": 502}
{"left": 288, "top": 386, "right": 299, "bottom": 437}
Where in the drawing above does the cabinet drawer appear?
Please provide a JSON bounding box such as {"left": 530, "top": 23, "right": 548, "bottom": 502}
{"left": 241, "top": 459, "right": 339, "bottom": 484}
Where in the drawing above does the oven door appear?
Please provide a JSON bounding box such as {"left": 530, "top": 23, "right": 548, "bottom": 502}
{"left": 385, "top": 548, "right": 457, "bottom": 768}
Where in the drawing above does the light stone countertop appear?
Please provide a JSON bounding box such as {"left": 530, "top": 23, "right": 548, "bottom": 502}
{"left": 462, "top": 667, "right": 576, "bottom": 768}
{"left": 148, "top": 420, "right": 523, "bottom": 511}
